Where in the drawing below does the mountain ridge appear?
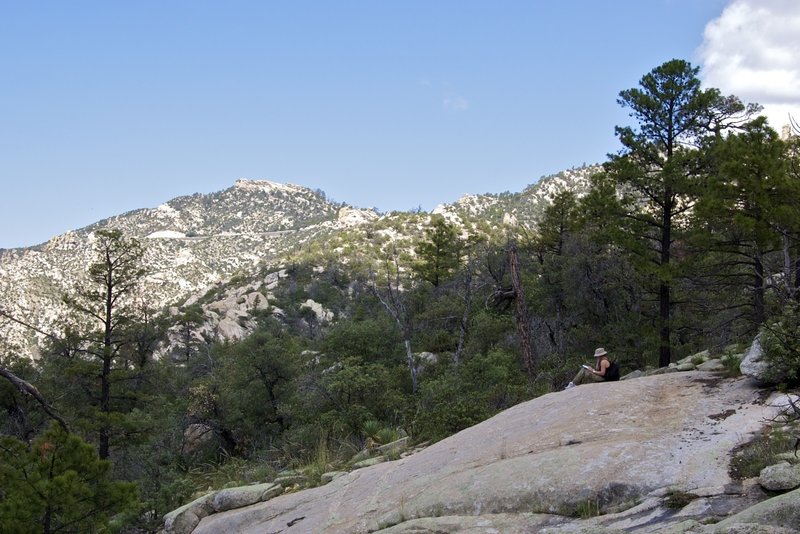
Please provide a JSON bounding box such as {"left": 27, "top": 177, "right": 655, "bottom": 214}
{"left": 0, "top": 165, "right": 599, "bottom": 356}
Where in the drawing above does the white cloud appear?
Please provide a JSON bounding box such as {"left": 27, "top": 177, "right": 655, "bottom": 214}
{"left": 443, "top": 94, "right": 470, "bottom": 112}
{"left": 698, "top": 0, "right": 800, "bottom": 131}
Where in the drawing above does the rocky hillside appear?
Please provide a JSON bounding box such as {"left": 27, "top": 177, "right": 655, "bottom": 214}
{"left": 0, "top": 180, "right": 375, "bottom": 354}
{"left": 0, "top": 167, "right": 597, "bottom": 356}
{"left": 176, "top": 371, "right": 799, "bottom": 533}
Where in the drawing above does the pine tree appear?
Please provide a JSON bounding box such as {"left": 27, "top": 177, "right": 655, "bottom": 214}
{"left": 413, "top": 215, "right": 462, "bottom": 287}
{"left": 60, "top": 229, "right": 149, "bottom": 459}
{"left": 0, "top": 423, "right": 138, "bottom": 533}
{"left": 695, "top": 117, "right": 789, "bottom": 326}
{"left": 605, "top": 59, "right": 756, "bottom": 366}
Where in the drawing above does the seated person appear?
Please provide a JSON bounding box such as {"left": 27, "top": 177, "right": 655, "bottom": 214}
{"left": 565, "top": 347, "right": 611, "bottom": 389}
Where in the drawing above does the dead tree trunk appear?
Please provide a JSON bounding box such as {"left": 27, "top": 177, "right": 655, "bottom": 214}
{"left": 508, "top": 243, "right": 536, "bottom": 380}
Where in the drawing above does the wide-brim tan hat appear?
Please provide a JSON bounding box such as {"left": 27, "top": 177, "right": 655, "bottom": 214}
{"left": 594, "top": 347, "right": 608, "bottom": 358}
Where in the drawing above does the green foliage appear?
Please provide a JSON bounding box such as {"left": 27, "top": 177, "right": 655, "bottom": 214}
{"left": 729, "top": 426, "right": 796, "bottom": 480}
{"left": 322, "top": 316, "right": 402, "bottom": 363}
{"left": 692, "top": 117, "right": 792, "bottom": 328}
{"left": 7, "top": 59, "right": 798, "bottom": 532}
{"left": 51, "top": 228, "right": 160, "bottom": 460}
{"left": 533, "top": 190, "right": 579, "bottom": 259}
{"left": 574, "top": 497, "right": 602, "bottom": 518}
{"left": 0, "top": 354, "right": 43, "bottom": 439}
{"left": 720, "top": 352, "right": 743, "bottom": 378}
{"left": 664, "top": 489, "right": 699, "bottom": 509}
{"left": 600, "top": 59, "right": 758, "bottom": 366}
{"left": 185, "top": 453, "right": 276, "bottom": 492}
{"left": 0, "top": 424, "right": 138, "bottom": 534}
{"left": 761, "top": 302, "right": 800, "bottom": 385}
{"left": 414, "top": 348, "right": 526, "bottom": 442}
{"left": 413, "top": 215, "right": 462, "bottom": 287}
{"left": 213, "top": 319, "right": 301, "bottom": 452}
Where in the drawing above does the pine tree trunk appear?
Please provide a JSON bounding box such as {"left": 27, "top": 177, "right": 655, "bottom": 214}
{"left": 754, "top": 251, "right": 765, "bottom": 325}
{"left": 659, "top": 187, "right": 673, "bottom": 368}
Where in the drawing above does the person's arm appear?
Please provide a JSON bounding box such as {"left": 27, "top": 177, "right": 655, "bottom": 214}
{"left": 593, "top": 359, "right": 610, "bottom": 376}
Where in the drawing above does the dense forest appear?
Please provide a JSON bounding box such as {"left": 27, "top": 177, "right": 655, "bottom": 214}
{"left": 2, "top": 59, "right": 800, "bottom": 533}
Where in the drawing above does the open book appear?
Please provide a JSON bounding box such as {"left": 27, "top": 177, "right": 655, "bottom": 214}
{"left": 581, "top": 364, "right": 594, "bottom": 371}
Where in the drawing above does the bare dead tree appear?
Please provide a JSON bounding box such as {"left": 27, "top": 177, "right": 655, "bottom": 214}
{"left": 508, "top": 243, "right": 537, "bottom": 380}
{"left": 369, "top": 246, "right": 419, "bottom": 393}
{"left": 0, "top": 308, "right": 70, "bottom": 431}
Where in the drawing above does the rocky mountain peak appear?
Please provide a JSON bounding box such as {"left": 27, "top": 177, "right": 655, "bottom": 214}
{"left": 233, "top": 179, "right": 310, "bottom": 196}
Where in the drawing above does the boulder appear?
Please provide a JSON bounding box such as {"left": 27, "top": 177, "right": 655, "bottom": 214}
{"left": 774, "top": 452, "right": 800, "bottom": 464}
{"left": 621, "top": 370, "right": 644, "bottom": 380}
{"left": 349, "top": 449, "right": 373, "bottom": 464}
{"left": 679, "top": 351, "right": 708, "bottom": 365}
{"left": 164, "top": 492, "right": 216, "bottom": 534}
{"left": 709, "top": 524, "right": 799, "bottom": 534}
{"left": 697, "top": 359, "right": 725, "bottom": 372}
{"left": 710, "top": 486, "right": 800, "bottom": 532}
{"left": 352, "top": 457, "right": 385, "bottom": 470}
{"left": 740, "top": 335, "right": 774, "bottom": 384}
{"left": 181, "top": 423, "right": 219, "bottom": 461}
{"left": 676, "top": 363, "right": 696, "bottom": 372}
{"left": 759, "top": 462, "right": 800, "bottom": 491}
{"left": 321, "top": 471, "right": 348, "bottom": 484}
{"left": 375, "top": 436, "right": 410, "bottom": 458}
{"left": 212, "top": 483, "right": 282, "bottom": 512}
{"left": 374, "top": 513, "right": 575, "bottom": 533}
{"left": 300, "top": 299, "right": 333, "bottom": 322}
{"left": 215, "top": 317, "right": 249, "bottom": 340}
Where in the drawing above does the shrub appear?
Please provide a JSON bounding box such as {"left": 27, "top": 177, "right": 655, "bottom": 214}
{"left": 720, "top": 352, "right": 743, "bottom": 378}
{"left": 761, "top": 302, "right": 800, "bottom": 386}
{"left": 729, "top": 426, "right": 795, "bottom": 479}
{"left": 664, "top": 489, "right": 699, "bottom": 509}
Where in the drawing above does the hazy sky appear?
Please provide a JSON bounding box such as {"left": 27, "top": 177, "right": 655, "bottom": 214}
{"left": 2, "top": 0, "right": 799, "bottom": 249}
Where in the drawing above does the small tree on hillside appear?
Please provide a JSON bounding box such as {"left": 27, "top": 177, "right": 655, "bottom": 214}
{"left": 413, "top": 215, "right": 462, "bottom": 288}
{"left": 60, "top": 228, "right": 149, "bottom": 459}
{"left": 370, "top": 245, "right": 420, "bottom": 392}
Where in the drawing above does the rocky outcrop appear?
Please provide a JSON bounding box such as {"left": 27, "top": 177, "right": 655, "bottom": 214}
{"left": 710, "top": 486, "right": 800, "bottom": 533}
{"left": 741, "top": 336, "right": 765, "bottom": 378}
{"left": 181, "top": 423, "right": 218, "bottom": 460}
{"left": 759, "top": 462, "right": 800, "bottom": 491}
{"left": 190, "top": 372, "right": 785, "bottom": 533}
{"left": 211, "top": 483, "right": 283, "bottom": 513}
{"left": 164, "top": 493, "right": 216, "bottom": 534}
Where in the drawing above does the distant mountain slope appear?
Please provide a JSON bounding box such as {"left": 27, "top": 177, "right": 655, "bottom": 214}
{"left": 0, "top": 180, "right": 372, "bottom": 354}
{"left": 0, "top": 167, "right": 599, "bottom": 356}
{"left": 432, "top": 164, "right": 600, "bottom": 227}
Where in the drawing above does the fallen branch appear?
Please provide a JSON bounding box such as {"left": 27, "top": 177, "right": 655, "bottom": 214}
{"left": 0, "top": 366, "right": 69, "bottom": 432}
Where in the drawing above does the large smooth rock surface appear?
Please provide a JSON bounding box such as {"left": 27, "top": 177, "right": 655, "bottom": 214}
{"left": 194, "top": 373, "right": 779, "bottom": 534}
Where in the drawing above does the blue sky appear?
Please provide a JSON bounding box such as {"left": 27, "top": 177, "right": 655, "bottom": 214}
{"left": 2, "top": 0, "right": 797, "bottom": 249}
